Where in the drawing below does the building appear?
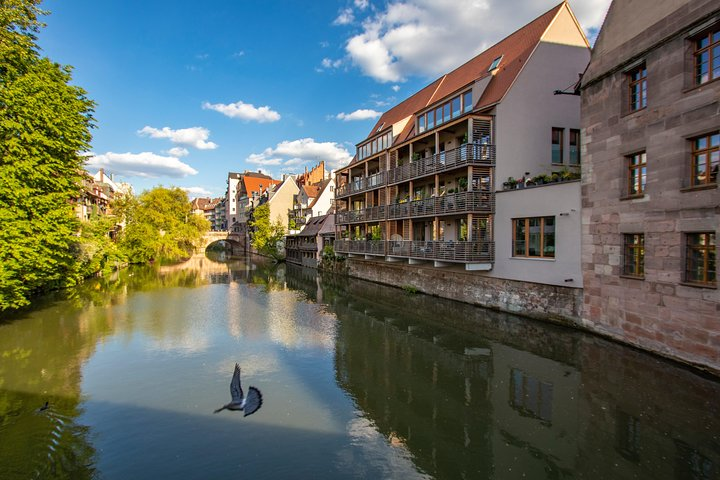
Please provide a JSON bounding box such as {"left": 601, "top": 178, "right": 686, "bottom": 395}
{"left": 289, "top": 176, "right": 336, "bottom": 233}
{"left": 333, "top": 2, "right": 590, "bottom": 321}
{"left": 213, "top": 198, "right": 227, "bottom": 231}
{"left": 190, "top": 197, "right": 222, "bottom": 229}
{"left": 580, "top": 0, "right": 719, "bottom": 372}
{"left": 286, "top": 214, "right": 332, "bottom": 268}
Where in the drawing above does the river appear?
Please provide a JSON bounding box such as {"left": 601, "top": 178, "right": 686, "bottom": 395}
{"left": 0, "top": 253, "right": 718, "bottom": 479}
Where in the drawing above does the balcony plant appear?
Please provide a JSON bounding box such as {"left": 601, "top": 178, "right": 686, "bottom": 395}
{"left": 503, "top": 177, "right": 517, "bottom": 190}
{"left": 458, "top": 177, "right": 468, "bottom": 192}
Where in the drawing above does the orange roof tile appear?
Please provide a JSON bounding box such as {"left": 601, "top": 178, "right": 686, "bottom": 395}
{"left": 358, "top": 2, "right": 565, "bottom": 148}
{"left": 241, "top": 175, "right": 280, "bottom": 197}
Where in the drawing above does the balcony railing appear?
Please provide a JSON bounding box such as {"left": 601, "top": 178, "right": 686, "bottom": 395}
{"left": 388, "top": 143, "right": 495, "bottom": 185}
{"left": 334, "top": 239, "right": 494, "bottom": 263}
{"left": 336, "top": 191, "right": 493, "bottom": 225}
{"left": 336, "top": 171, "right": 387, "bottom": 197}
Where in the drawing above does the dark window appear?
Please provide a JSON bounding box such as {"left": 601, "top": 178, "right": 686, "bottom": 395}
{"left": 694, "top": 27, "right": 720, "bottom": 85}
{"left": 569, "top": 129, "right": 581, "bottom": 165}
{"left": 513, "top": 217, "right": 555, "bottom": 258}
{"left": 628, "top": 152, "right": 647, "bottom": 196}
{"left": 685, "top": 232, "right": 716, "bottom": 286}
{"left": 628, "top": 64, "right": 647, "bottom": 111}
{"left": 552, "top": 128, "right": 564, "bottom": 164}
{"left": 510, "top": 368, "right": 553, "bottom": 424}
{"left": 623, "top": 234, "right": 645, "bottom": 278}
{"left": 616, "top": 410, "right": 641, "bottom": 462}
{"left": 690, "top": 132, "right": 719, "bottom": 186}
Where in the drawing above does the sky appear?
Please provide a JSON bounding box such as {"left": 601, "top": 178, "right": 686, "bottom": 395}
{"left": 38, "top": 0, "right": 612, "bottom": 198}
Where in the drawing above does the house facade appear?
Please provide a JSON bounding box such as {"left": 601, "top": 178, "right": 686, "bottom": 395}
{"left": 333, "top": 2, "right": 590, "bottom": 321}
{"left": 580, "top": 0, "right": 719, "bottom": 372}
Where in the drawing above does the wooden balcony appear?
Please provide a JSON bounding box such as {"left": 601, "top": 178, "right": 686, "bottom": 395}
{"left": 334, "top": 239, "right": 494, "bottom": 264}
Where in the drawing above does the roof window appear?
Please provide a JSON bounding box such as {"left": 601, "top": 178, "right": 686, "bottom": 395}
{"left": 489, "top": 55, "right": 503, "bottom": 71}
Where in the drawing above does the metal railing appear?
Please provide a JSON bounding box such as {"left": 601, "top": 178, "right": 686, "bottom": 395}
{"left": 336, "top": 191, "right": 493, "bottom": 225}
{"left": 387, "top": 143, "right": 495, "bottom": 184}
{"left": 336, "top": 171, "right": 387, "bottom": 197}
{"left": 334, "top": 239, "right": 494, "bottom": 263}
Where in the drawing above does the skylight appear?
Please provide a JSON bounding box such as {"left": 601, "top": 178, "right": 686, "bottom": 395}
{"left": 489, "top": 55, "right": 503, "bottom": 71}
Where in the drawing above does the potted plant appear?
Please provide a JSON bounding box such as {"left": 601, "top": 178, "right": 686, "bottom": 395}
{"left": 412, "top": 152, "right": 421, "bottom": 161}
{"left": 503, "top": 177, "right": 517, "bottom": 190}
{"left": 458, "top": 177, "right": 468, "bottom": 192}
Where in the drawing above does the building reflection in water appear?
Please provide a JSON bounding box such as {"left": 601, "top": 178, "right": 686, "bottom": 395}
{"left": 284, "top": 263, "right": 720, "bottom": 480}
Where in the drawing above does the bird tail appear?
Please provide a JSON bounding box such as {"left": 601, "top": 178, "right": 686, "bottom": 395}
{"left": 213, "top": 406, "right": 226, "bottom": 414}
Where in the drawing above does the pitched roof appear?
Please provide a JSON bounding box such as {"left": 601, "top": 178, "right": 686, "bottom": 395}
{"left": 241, "top": 175, "right": 280, "bottom": 198}
{"left": 298, "top": 214, "right": 329, "bottom": 237}
{"left": 303, "top": 184, "right": 320, "bottom": 198}
{"left": 359, "top": 2, "right": 567, "bottom": 148}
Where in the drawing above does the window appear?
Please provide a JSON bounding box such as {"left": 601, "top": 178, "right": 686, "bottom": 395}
{"left": 628, "top": 64, "right": 647, "bottom": 111}
{"left": 451, "top": 96, "right": 461, "bottom": 119}
{"left": 552, "top": 128, "right": 564, "bottom": 164}
{"left": 694, "top": 27, "right": 720, "bottom": 85}
{"left": 627, "top": 152, "right": 647, "bottom": 196}
{"left": 510, "top": 368, "right": 553, "bottom": 424}
{"left": 489, "top": 55, "right": 503, "bottom": 71}
{"left": 427, "top": 110, "right": 434, "bottom": 129}
{"left": 569, "top": 129, "right": 581, "bottom": 165}
{"left": 463, "top": 91, "right": 473, "bottom": 113}
{"left": 419, "top": 115, "right": 426, "bottom": 133}
{"left": 623, "top": 234, "right": 644, "bottom": 278}
{"left": 690, "top": 132, "right": 719, "bottom": 186}
{"left": 443, "top": 103, "right": 450, "bottom": 123}
{"left": 513, "top": 216, "right": 555, "bottom": 258}
{"left": 685, "top": 232, "right": 716, "bottom": 286}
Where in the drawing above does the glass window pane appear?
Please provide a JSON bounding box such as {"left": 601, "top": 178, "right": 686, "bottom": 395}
{"left": 419, "top": 115, "right": 426, "bottom": 133}
{"left": 543, "top": 217, "right": 555, "bottom": 258}
{"left": 427, "top": 110, "right": 434, "bottom": 129}
{"left": 443, "top": 103, "right": 450, "bottom": 122}
{"left": 435, "top": 107, "right": 443, "bottom": 126}
{"left": 452, "top": 97, "right": 461, "bottom": 118}
{"left": 463, "top": 91, "right": 472, "bottom": 113}
{"left": 514, "top": 220, "right": 526, "bottom": 256}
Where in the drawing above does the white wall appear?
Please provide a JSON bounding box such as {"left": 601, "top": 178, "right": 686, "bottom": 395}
{"left": 495, "top": 41, "right": 590, "bottom": 184}
{"left": 491, "top": 181, "right": 582, "bottom": 288}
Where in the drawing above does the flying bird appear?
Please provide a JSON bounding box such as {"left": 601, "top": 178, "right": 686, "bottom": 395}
{"left": 213, "top": 363, "right": 263, "bottom": 417}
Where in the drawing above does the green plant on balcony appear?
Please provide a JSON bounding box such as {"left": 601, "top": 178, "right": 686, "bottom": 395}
{"left": 457, "top": 177, "right": 468, "bottom": 192}
{"left": 503, "top": 177, "right": 517, "bottom": 190}
{"left": 412, "top": 152, "right": 421, "bottom": 161}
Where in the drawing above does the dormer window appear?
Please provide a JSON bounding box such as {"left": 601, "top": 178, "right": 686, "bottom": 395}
{"left": 489, "top": 55, "right": 503, "bottom": 71}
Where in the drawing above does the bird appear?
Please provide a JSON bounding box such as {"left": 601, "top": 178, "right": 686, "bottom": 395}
{"left": 38, "top": 401, "right": 50, "bottom": 412}
{"left": 213, "top": 363, "right": 263, "bottom": 417}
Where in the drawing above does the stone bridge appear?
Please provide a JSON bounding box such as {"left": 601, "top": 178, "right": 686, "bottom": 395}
{"left": 197, "top": 231, "right": 246, "bottom": 254}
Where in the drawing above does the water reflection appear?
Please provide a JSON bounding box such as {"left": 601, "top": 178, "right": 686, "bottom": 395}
{"left": 286, "top": 264, "right": 720, "bottom": 480}
{"left": 0, "top": 256, "right": 717, "bottom": 480}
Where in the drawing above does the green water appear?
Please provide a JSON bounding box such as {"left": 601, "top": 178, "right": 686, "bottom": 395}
{"left": 0, "top": 253, "right": 718, "bottom": 479}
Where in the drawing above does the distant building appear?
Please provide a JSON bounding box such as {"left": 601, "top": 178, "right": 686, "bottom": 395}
{"left": 580, "top": 0, "right": 719, "bottom": 372}
{"left": 190, "top": 197, "right": 223, "bottom": 229}
{"left": 286, "top": 213, "right": 333, "bottom": 268}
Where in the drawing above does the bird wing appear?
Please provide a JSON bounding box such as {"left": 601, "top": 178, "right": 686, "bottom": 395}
{"left": 243, "top": 387, "right": 263, "bottom": 417}
{"left": 230, "top": 363, "right": 244, "bottom": 402}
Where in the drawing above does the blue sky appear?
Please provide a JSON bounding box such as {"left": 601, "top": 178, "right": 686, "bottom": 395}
{"left": 39, "top": 0, "right": 611, "bottom": 198}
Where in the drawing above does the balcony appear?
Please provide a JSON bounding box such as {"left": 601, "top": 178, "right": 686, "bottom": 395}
{"left": 336, "top": 191, "right": 493, "bottom": 226}
{"left": 334, "top": 239, "right": 494, "bottom": 264}
{"left": 336, "top": 171, "right": 387, "bottom": 198}
{"left": 388, "top": 143, "right": 495, "bottom": 185}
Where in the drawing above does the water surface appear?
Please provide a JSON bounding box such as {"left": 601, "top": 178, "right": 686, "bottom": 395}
{"left": 0, "top": 254, "right": 718, "bottom": 479}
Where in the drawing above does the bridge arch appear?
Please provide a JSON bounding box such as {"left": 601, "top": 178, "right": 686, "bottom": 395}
{"left": 198, "top": 231, "right": 246, "bottom": 255}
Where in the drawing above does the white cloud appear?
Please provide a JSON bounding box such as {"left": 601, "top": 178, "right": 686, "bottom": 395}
{"left": 392, "top": 84, "right": 400, "bottom": 92}
{"left": 336, "top": 109, "right": 382, "bottom": 121}
{"left": 202, "top": 100, "right": 281, "bottom": 123}
{"left": 85, "top": 152, "right": 198, "bottom": 178}
{"left": 232, "top": 51, "right": 245, "bottom": 58}
{"left": 344, "top": 0, "right": 612, "bottom": 83}
{"left": 181, "top": 186, "right": 213, "bottom": 196}
{"left": 333, "top": 7, "right": 354, "bottom": 25}
{"left": 246, "top": 138, "right": 353, "bottom": 171}
{"left": 138, "top": 126, "right": 218, "bottom": 150}
{"left": 354, "top": 0, "right": 369, "bottom": 10}
{"left": 321, "top": 57, "right": 343, "bottom": 69}
{"left": 167, "top": 147, "right": 189, "bottom": 157}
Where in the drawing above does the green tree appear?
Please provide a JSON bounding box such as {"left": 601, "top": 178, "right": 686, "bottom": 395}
{"left": 249, "top": 204, "right": 285, "bottom": 259}
{"left": 117, "top": 187, "right": 209, "bottom": 264}
{"left": 0, "top": 0, "right": 96, "bottom": 311}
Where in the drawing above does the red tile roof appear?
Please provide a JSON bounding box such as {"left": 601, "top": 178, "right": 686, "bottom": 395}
{"left": 360, "top": 2, "right": 566, "bottom": 148}
{"left": 241, "top": 175, "right": 280, "bottom": 197}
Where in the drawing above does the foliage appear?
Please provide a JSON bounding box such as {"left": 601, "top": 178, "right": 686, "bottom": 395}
{"left": 402, "top": 284, "right": 418, "bottom": 294}
{"left": 249, "top": 204, "right": 285, "bottom": 259}
{"left": 75, "top": 214, "right": 126, "bottom": 278}
{"left": 0, "top": 0, "right": 96, "bottom": 311}
{"left": 117, "top": 187, "right": 209, "bottom": 264}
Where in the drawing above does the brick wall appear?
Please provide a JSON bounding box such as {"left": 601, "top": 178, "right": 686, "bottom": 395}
{"left": 581, "top": 2, "right": 720, "bottom": 374}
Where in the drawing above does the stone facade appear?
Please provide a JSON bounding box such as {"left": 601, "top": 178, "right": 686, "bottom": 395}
{"left": 580, "top": 0, "right": 720, "bottom": 374}
{"left": 347, "top": 259, "right": 583, "bottom": 327}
